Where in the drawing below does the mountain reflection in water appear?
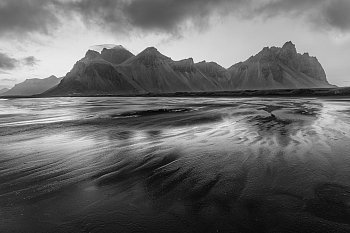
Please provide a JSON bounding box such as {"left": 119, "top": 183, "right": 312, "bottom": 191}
{"left": 1, "top": 97, "right": 350, "bottom": 233}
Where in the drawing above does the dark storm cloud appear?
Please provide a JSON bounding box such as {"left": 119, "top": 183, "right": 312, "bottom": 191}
{"left": 23, "top": 56, "right": 40, "bottom": 66}
{"left": 0, "top": 52, "right": 18, "bottom": 70}
{"left": 322, "top": 0, "right": 350, "bottom": 31}
{"left": 60, "top": 0, "right": 249, "bottom": 35}
{"left": 59, "top": 0, "right": 350, "bottom": 34}
{"left": 255, "top": 0, "right": 350, "bottom": 32}
{"left": 122, "top": 0, "right": 246, "bottom": 32}
{"left": 0, "top": 52, "right": 39, "bottom": 70}
{"left": 0, "top": 0, "right": 60, "bottom": 36}
{"left": 0, "top": 0, "right": 349, "bottom": 39}
{"left": 60, "top": 0, "right": 131, "bottom": 35}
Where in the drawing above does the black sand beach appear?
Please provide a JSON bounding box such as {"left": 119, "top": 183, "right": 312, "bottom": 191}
{"left": 1, "top": 97, "right": 350, "bottom": 232}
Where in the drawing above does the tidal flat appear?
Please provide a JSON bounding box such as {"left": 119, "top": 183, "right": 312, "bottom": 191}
{"left": 1, "top": 97, "right": 350, "bottom": 233}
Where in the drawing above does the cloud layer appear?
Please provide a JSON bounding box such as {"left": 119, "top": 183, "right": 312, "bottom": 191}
{"left": 0, "top": 52, "right": 39, "bottom": 70}
{"left": 0, "top": 0, "right": 349, "bottom": 38}
{"left": 23, "top": 56, "right": 40, "bottom": 66}
{"left": 0, "top": 52, "right": 18, "bottom": 70}
{"left": 0, "top": 0, "right": 59, "bottom": 37}
{"left": 322, "top": 0, "right": 350, "bottom": 32}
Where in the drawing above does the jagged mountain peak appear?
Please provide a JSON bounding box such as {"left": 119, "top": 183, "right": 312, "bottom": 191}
{"left": 100, "top": 45, "right": 134, "bottom": 65}
{"left": 279, "top": 41, "right": 298, "bottom": 63}
{"left": 196, "top": 60, "right": 225, "bottom": 69}
{"left": 195, "top": 61, "right": 228, "bottom": 80}
{"left": 89, "top": 44, "right": 127, "bottom": 52}
{"left": 176, "top": 58, "right": 194, "bottom": 64}
{"left": 101, "top": 45, "right": 128, "bottom": 52}
{"left": 111, "top": 45, "right": 126, "bottom": 50}
{"left": 228, "top": 41, "right": 331, "bottom": 89}
{"left": 143, "top": 46, "right": 159, "bottom": 52}
{"left": 245, "top": 41, "right": 300, "bottom": 64}
{"left": 85, "top": 50, "right": 101, "bottom": 59}
{"left": 78, "top": 50, "right": 105, "bottom": 66}
{"left": 43, "top": 42, "right": 334, "bottom": 96}
{"left": 138, "top": 47, "right": 169, "bottom": 58}
{"left": 247, "top": 46, "right": 275, "bottom": 63}
{"left": 80, "top": 45, "right": 134, "bottom": 65}
{"left": 282, "top": 41, "right": 297, "bottom": 52}
{"left": 170, "top": 58, "right": 195, "bottom": 72}
{"left": 124, "top": 46, "right": 172, "bottom": 66}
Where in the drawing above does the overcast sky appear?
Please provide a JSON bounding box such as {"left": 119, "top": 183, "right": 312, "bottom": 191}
{"left": 0, "top": 0, "right": 349, "bottom": 89}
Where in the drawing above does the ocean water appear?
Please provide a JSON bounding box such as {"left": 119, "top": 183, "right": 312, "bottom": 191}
{"left": 1, "top": 97, "right": 350, "bottom": 232}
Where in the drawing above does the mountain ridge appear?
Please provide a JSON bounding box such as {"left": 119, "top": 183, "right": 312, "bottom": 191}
{"left": 3, "top": 75, "right": 62, "bottom": 96}
{"left": 40, "top": 42, "right": 335, "bottom": 96}
{"left": 227, "top": 41, "right": 331, "bottom": 90}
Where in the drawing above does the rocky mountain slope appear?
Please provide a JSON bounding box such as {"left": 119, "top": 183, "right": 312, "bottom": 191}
{"left": 45, "top": 48, "right": 141, "bottom": 96}
{"left": 117, "top": 47, "right": 222, "bottom": 93}
{"left": 44, "top": 42, "right": 334, "bottom": 96}
{"left": 100, "top": 45, "right": 134, "bottom": 65}
{"left": 3, "top": 75, "right": 62, "bottom": 96}
{"left": 228, "top": 41, "right": 332, "bottom": 90}
{"left": 45, "top": 46, "right": 224, "bottom": 96}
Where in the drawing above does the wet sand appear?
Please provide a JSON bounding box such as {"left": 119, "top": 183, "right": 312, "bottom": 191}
{"left": 1, "top": 97, "right": 350, "bottom": 232}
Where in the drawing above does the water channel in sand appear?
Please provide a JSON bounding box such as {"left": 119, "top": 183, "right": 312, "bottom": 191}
{"left": 1, "top": 97, "right": 350, "bottom": 232}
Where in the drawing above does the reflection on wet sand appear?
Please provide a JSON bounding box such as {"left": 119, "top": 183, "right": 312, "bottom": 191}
{"left": 1, "top": 97, "right": 350, "bottom": 232}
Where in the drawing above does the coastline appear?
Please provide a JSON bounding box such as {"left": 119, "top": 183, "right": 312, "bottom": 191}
{"left": 1, "top": 87, "right": 350, "bottom": 99}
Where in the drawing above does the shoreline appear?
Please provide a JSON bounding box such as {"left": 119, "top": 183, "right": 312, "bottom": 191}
{"left": 1, "top": 87, "right": 350, "bottom": 99}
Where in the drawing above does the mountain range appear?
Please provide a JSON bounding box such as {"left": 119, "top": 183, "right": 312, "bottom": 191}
{"left": 3, "top": 76, "right": 62, "bottom": 96}
{"left": 228, "top": 42, "right": 331, "bottom": 90}
{"left": 2, "top": 42, "right": 334, "bottom": 97}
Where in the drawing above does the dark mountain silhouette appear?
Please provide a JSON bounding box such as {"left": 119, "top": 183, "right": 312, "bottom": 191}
{"left": 228, "top": 41, "right": 332, "bottom": 90}
{"left": 117, "top": 47, "right": 221, "bottom": 93}
{"left": 3, "top": 75, "right": 62, "bottom": 96}
{"left": 44, "top": 42, "right": 334, "bottom": 96}
{"left": 46, "top": 48, "right": 141, "bottom": 96}
{"left": 100, "top": 45, "right": 134, "bottom": 65}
